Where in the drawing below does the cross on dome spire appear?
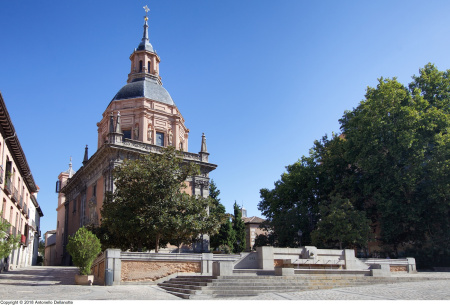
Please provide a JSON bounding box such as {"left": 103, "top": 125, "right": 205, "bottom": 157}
{"left": 143, "top": 5, "right": 150, "bottom": 20}
{"left": 138, "top": 5, "right": 154, "bottom": 52}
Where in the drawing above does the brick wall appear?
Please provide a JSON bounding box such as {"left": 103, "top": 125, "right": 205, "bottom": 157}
{"left": 121, "top": 260, "right": 201, "bottom": 282}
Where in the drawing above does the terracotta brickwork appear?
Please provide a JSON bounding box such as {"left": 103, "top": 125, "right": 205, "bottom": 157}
{"left": 274, "top": 259, "right": 284, "bottom": 267}
{"left": 390, "top": 265, "right": 407, "bottom": 272}
{"left": 121, "top": 260, "right": 201, "bottom": 282}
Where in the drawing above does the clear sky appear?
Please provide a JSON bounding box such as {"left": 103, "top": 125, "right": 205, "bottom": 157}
{"left": 1, "top": 1, "right": 450, "bottom": 238}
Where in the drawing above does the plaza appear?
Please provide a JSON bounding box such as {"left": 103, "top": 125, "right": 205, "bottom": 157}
{"left": 0, "top": 266, "right": 449, "bottom": 300}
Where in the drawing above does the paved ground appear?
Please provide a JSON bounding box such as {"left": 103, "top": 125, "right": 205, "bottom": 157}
{"left": 0, "top": 267, "right": 179, "bottom": 300}
{"left": 0, "top": 266, "right": 449, "bottom": 300}
{"left": 223, "top": 274, "right": 450, "bottom": 300}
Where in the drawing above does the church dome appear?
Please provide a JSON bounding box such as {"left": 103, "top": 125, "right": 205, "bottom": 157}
{"left": 111, "top": 77, "right": 175, "bottom": 106}
{"left": 137, "top": 40, "right": 154, "bottom": 52}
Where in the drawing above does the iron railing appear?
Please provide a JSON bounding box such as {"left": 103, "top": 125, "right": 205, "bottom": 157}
{"left": 4, "top": 177, "right": 12, "bottom": 195}
{"left": 12, "top": 187, "right": 19, "bottom": 203}
{"left": 10, "top": 225, "right": 16, "bottom": 237}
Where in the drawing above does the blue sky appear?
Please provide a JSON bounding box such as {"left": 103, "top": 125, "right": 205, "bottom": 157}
{"left": 1, "top": 1, "right": 450, "bottom": 237}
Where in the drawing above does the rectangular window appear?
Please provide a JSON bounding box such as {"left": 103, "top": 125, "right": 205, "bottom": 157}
{"left": 72, "top": 199, "right": 77, "bottom": 213}
{"left": 123, "top": 130, "right": 131, "bottom": 140}
{"left": 156, "top": 132, "right": 164, "bottom": 146}
{"left": 93, "top": 184, "right": 97, "bottom": 197}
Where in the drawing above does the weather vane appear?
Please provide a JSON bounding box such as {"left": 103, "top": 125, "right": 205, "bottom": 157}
{"left": 143, "top": 5, "right": 150, "bottom": 21}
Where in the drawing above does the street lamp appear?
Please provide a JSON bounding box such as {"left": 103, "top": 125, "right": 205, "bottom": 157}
{"left": 297, "top": 229, "right": 303, "bottom": 247}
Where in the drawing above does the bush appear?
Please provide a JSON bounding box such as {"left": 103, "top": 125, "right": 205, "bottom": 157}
{"left": 66, "top": 227, "right": 102, "bottom": 275}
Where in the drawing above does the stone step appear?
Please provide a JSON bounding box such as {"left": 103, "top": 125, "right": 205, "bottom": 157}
{"left": 164, "top": 290, "right": 191, "bottom": 299}
{"left": 166, "top": 279, "right": 211, "bottom": 285}
{"left": 158, "top": 282, "right": 204, "bottom": 290}
{"left": 157, "top": 285, "right": 204, "bottom": 295}
{"left": 157, "top": 275, "right": 431, "bottom": 299}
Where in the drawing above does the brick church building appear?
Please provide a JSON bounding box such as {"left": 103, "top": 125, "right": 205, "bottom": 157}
{"left": 52, "top": 11, "right": 217, "bottom": 266}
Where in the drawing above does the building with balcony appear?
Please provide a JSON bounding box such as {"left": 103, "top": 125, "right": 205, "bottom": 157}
{"left": 0, "top": 91, "right": 44, "bottom": 271}
{"left": 54, "top": 12, "right": 217, "bottom": 265}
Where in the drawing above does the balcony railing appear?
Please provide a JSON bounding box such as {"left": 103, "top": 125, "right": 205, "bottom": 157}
{"left": 12, "top": 187, "right": 19, "bottom": 203}
{"left": 4, "top": 177, "right": 12, "bottom": 195}
{"left": 10, "top": 225, "right": 16, "bottom": 237}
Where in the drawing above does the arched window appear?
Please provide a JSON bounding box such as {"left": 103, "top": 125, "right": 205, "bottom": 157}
{"left": 148, "top": 61, "right": 151, "bottom": 73}
{"left": 139, "top": 60, "right": 143, "bottom": 72}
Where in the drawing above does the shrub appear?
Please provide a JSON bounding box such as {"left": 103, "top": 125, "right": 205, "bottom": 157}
{"left": 66, "top": 227, "right": 101, "bottom": 275}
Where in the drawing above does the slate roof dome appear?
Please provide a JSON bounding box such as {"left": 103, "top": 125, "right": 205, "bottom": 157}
{"left": 137, "top": 40, "right": 154, "bottom": 52}
{"left": 111, "top": 78, "right": 175, "bottom": 106}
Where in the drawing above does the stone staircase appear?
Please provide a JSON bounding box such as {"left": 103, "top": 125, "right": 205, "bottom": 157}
{"left": 157, "top": 275, "right": 429, "bottom": 299}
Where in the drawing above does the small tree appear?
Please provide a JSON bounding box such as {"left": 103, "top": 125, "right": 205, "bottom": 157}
{"left": 0, "top": 215, "right": 19, "bottom": 261}
{"left": 209, "top": 180, "right": 229, "bottom": 250}
{"left": 232, "top": 202, "right": 246, "bottom": 253}
{"left": 66, "top": 227, "right": 101, "bottom": 275}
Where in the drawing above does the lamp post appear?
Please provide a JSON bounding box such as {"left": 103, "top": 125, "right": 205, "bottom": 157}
{"left": 297, "top": 229, "right": 303, "bottom": 247}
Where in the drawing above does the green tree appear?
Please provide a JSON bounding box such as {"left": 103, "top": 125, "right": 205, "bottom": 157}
{"left": 340, "top": 67, "right": 450, "bottom": 258}
{"left": 169, "top": 193, "right": 220, "bottom": 253}
{"left": 213, "top": 216, "right": 235, "bottom": 252}
{"left": 258, "top": 154, "right": 321, "bottom": 248}
{"left": 66, "top": 227, "right": 101, "bottom": 275}
{"left": 258, "top": 64, "right": 450, "bottom": 266}
{"left": 311, "top": 196, "right": 370, "bottom": 249}
{"left": 232, "top": 202, "right": 246, "bottom": 253}
{"left": 208, "top": 180, "right": 229, "bottom": 250}
{"left": 100, "top": 146, "right": 219, "bottom": 252}
{"left": 0, "top": 216, "right": 19, "bottom": 261}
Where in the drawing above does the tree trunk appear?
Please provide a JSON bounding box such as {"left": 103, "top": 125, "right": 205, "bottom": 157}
{"left": 155, "top": 234, "right": 160, "bottom": 253}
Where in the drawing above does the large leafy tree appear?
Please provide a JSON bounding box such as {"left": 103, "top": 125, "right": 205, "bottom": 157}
{"left": 258, "top": 64, "right": 450, "bottom": 266}
{"left": 340, "top": 66, "right": 450, "bottom": 258}
{"left": 258, "top": 154, "right": 321, "bottom": 248}
{"left": 99, "top": 146, "right": 219, "bottom": 252}
{"left": 311, "top": 196, "right": 370, "bottom": 249}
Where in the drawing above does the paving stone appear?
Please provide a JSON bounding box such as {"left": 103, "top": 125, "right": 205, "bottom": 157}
{"left": 0, "top": 267, "right": 449, "bottom": 300}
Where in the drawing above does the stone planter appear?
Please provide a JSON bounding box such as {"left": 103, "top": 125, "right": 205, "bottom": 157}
{"left": 75, "top": 274, "right": 94, "bottom": 285}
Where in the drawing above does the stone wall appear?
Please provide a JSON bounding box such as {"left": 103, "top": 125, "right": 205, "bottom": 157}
{"left": 121, "top": 261, "right": 201, "bottom": 282}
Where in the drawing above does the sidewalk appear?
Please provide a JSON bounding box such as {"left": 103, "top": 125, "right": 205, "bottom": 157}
{"left": 0, "top": 266, "right": 179, "bottom": 300}
{"left": 0, "top": 266, "right": 449, "bottom": 300}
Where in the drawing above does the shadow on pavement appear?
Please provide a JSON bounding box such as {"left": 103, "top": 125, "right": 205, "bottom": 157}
{"left": 0, "top": 266, "right": 79, "bottom": 285}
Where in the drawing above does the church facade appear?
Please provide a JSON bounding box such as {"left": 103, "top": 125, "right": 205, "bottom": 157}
{"left": 54, "top": 13, "right": 216, "bottom": 265}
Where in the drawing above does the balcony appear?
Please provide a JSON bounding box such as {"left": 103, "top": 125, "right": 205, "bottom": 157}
{"left": 12, "top": 187, "right": 19, "bottom": 203}
{"left": 10, "top": 225, "right": 16, "bottom": 237}
{"left": 22, "top": 202, "right": 27, "bottom": 216}
{"left": 4, "top": 177, "right": 12, "bottom": 195}
{"left": 20, "top": 234, "right": 27, "bottom": 246}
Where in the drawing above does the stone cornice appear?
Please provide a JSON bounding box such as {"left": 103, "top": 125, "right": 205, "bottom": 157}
{"left": 0, "top": 92, "right": 38, "bottom": 193}
{"left": 61, "top": 140, "right": 217, "bottom": 196}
